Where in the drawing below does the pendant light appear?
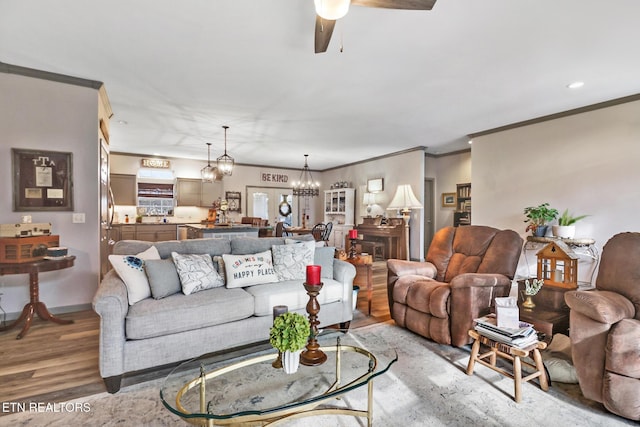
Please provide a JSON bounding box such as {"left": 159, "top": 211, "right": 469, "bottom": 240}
{"left": 292, "top": 154, "right": 320, "bottom": 197}
{"left": 216, "top": 125, "right": 234, "bottom": 176}
{"left": 201, "top": 142, "right": 217, "bottom": 182}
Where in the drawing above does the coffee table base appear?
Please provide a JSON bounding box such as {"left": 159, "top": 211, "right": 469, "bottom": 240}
{"left": 171, "top": 342, "right": 394, "bottom": 427}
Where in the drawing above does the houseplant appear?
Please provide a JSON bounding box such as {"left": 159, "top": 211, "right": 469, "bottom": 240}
{"left": 523, "top": 203, "right": 559, "bottom": 237}
{"left": 552, "top": 209, "right": 589, "bottom": 239}
{"left": 269, "top": 312, "right": 310, "bottom": 374}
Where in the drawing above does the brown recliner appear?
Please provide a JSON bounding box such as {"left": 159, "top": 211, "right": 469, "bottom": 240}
{"left": 564, "top": 232, "right": 640, "bottom": 421}
{"left": 387, "top": 225, "right": 523, "bottom": 347}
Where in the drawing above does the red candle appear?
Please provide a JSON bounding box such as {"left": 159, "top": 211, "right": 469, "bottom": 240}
{"left": 349, "top": 229, "right": 358, "bottom": 239}
{"left": 306, "top": 265, "right": 321, "bottom": 285}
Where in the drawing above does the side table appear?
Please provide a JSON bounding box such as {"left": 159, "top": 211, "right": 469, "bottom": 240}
{"left": 0, "top": 256, "right": 76, "bottom": 339}
{"left": 519, "top": 306, "right": 569, "bottom": 343}
{"left": 345, "top": 254, "right": 373, "bottom": 316}
{"left": 517, "top": 280, "right": 570, "bottom": 342}
{"left": 466, "top": 329, "right": 549, "bottom": 403}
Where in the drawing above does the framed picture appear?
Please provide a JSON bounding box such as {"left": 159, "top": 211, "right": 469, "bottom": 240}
{"left": 441, "top": 192, "right": 456, "bottom": 208}
{"left": 12, "top": 148, "right": 73, "bottom": 211}
{"left": 225, "top": 191, "right": 241, "bottom": 212}
{"left": 367, "top": 178, "right": 384, "bottom": 193}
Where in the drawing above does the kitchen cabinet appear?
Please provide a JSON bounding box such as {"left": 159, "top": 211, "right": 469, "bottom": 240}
{"left": 323, "top": 188, "right": 355, "bottom": 247}
{"left": 135, "top": 224, "right": 177, "bottom": 242}
{"left": 111, "top": 174, "right": 137, "bottom": 205}
{"left": 176, "top": 178, "right": 222, "bottom": 207}
{"left": 119, "top": 225, "right": 136, "bottom": 240}
{"left": 111, "top": 224, "right": 176, "bottom": 242}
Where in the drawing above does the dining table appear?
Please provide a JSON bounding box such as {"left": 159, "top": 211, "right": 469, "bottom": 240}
{"left": 286, "top": 227, "right": 313, "bottom": 235}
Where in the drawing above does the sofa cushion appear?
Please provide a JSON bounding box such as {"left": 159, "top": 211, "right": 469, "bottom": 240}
{"left": 314, "top": 246, "right": 335, "bottom": 279}
{"left": 171, "top": 252, "right": 224, "bottom": 295}
{"left": 231, "top": 235, "right": 314, "bottom": 255}
{"left": 222, "top": 250, "right": 279, "bottom": 288}
{"left": 108, "top": 245, "right": 161, "bottom": 305}
{"left": 246, "top": 278, "right": 344, "bottom": 316}
{"left": 231, "top": 237, "right": 286, "bottom": 255}
{"left": 144, "top": 258, "right": 181, "bottom": 299}
{"left": 113, "top": 238, "right": 231, "bottom": 259}
{"left": 271, "top": 241, "right": 315, "bottom": 281}
{"left": 125, "top": 287, "right": 254, "bottom": 340}
{"left": 212, "top": 255, "right": 226, "bottom": 285}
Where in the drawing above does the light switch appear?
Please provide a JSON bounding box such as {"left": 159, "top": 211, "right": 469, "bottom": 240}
{"left": 72, "top": 213, "right": 86, "bottom": 223}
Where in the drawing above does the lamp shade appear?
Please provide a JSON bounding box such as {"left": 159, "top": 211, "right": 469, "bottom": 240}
{"left": 362, "top": 192, "right": 376, "bottom": 206}
{"left": 387, "top": 185, "right": 423, "bottom": 211}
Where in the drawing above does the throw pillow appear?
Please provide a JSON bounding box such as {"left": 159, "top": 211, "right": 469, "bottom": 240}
{"left": 222, "top": 250, "right": 278, "bottom": 288}
{"left": 272, "top": 241, "right": 316, "bottom": 281}
{"left": 314, "top": 246, "right": 335, "bottom": 279}
{"left": 144, "top": 258, "right": 181, "bottom": 299}
{"left": 212, "top": 255, "right": 226, "bottom": 285}
{"left": 171, "top": 252, "right": 224, "bottom": 295}
{"left": 108, "top": 245, "right": 161, "bottom": 305}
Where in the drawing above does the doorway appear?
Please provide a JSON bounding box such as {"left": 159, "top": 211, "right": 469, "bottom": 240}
{"left": 246, "top": 186, "right": 295, "bottom": 226}
{"left": 423, "top": 178, "right": 435, "bottom": 255}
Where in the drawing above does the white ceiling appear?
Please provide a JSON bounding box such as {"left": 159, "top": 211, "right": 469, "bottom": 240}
{"left": 2, "top": 1, "right": 639, "bottom": 170}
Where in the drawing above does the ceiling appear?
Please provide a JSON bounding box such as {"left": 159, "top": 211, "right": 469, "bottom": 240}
{"left": 2, "top": 1, "right": 639, "bottom": 170}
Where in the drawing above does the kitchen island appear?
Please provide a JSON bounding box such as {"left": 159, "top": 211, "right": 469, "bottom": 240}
{"left": 183, "top": 224, "right": 259, "bottom": 240}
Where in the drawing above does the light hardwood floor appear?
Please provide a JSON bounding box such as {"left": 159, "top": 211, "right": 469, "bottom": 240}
{"left": 0, "top": 261, "right": 390, "bottom": 406}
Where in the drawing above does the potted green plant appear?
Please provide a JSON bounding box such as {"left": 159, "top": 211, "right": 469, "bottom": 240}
{"left": 552, "top": 209, "right": 589, "bottom": 239}
{"left": 523, "top": 203, "right": 559, "bottom": 237}
{"left": 269, "top": 312, "right": 310, "bottom": 374}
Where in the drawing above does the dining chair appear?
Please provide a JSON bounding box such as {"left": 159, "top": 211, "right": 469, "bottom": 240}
{"left": 311, "top": 223, "right": 326, "bottom": 242}
{"left": 322, "top": 222, "right": 333, "bottom": 243}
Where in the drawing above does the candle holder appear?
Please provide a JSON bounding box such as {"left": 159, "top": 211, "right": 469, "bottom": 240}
{"left": 348, "top": 238, "right": 358, "bottom": 259}
{"left": 271, "top": 305, "right": 288, "bottom": 369}
{"left": 300, "top": 282, "right": 327, "bottom": 366}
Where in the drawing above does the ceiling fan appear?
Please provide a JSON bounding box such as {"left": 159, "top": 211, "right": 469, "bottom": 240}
{"left": 314, "top": 0, "right": 437, "bottom": 53}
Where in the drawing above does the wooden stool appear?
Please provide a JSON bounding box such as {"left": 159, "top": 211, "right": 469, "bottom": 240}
{"left": 466, "top": 329, "right": 549, "bottom": 403}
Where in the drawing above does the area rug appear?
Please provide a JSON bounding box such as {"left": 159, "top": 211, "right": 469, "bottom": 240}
{"left": 3, "top": 323, "right": 635, "bottom": 426}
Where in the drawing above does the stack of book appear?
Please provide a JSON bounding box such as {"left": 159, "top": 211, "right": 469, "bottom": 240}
{"left": 474, "top": 314, "right": 538, "bottom": 349}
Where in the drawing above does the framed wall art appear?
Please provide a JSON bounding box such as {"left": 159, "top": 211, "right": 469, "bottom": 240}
{"left": 12, "top": 148, "right": 73, "bottom": 211}
{"left": 441, "top": 192, "right": 456, "bottom": 208}
{"left": 225, "top": 191, "right": 242, "bottom": 212}
{"left": 367, "top": 178, "right": 384, "bottom": 193}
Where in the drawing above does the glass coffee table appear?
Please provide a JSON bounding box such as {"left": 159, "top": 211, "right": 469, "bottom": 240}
{"left": 161, "top": 333, "right": 397, "bottom": 426}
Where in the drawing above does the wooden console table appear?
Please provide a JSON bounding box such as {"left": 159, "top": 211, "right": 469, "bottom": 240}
{"left": 0, "top": 256, "right": 75, "bottom": 339}
{"left": 345, "top": 255, "right": 373, "bottom": 316}
{"left": 353, "top": 220, "right": 406, "bottom": 260}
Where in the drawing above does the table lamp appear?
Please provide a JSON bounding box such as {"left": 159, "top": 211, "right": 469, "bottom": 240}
{"left": 363, "top": 192, "right": 376, "bottom": 217}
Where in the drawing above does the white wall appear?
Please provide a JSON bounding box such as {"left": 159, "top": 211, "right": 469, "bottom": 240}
{"left": 0, "top": 73, "right": 101, "bottom": 316}
{"left": 473, "top": 99, "right": 640, "bottom": 281}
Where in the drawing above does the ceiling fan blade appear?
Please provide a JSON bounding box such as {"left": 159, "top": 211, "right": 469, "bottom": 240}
{"left": 315, "top": 15, "right": 336, "bottom": 54}
{"left": 351, "top": 0, "right": 437, "bottom": 10}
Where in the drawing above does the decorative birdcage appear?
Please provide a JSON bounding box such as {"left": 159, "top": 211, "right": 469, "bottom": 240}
{"left": 536, "top": 241, "right": 578, "bottom": 289}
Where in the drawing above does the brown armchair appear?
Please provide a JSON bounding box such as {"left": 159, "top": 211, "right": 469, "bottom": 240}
{"left": 387, "top": 225, "right": 523, "bottom": 347}
{"left": 564, "top": 232, "right": 640, "bottom": 421}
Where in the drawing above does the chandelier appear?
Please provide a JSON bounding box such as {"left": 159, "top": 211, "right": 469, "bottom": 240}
{"left": 201, "top": 142, "right": 222, "bottom": 183}
{"left": 216, "top": 125, "right": 234, "bottom": 176}
{"left": 292, "top": 154, "right": 320, "bottom": 197}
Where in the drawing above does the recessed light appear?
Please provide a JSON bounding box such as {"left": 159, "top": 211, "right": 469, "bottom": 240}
{"left": 118, "top": 120, "right": 128, "bottom": 125}
{"left": 567, "top": 81, "right": 584, "bottom": 89}
{"left": 468, "top": 139, "right": 473, "bottom": 145}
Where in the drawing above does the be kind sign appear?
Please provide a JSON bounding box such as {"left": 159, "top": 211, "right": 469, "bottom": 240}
{"left": 222, "top": 250, "right": 279, "bottom": 288}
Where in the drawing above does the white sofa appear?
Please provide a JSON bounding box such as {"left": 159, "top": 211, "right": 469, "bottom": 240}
{"left": 93, "top": 236, "right": 356, "bottom": 393}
